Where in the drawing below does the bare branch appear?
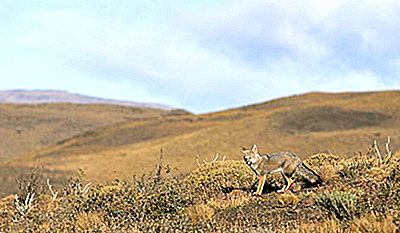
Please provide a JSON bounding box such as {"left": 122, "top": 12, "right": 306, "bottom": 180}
{"left": 373, "top": 136, "right": 395, "bottom": 164}
{"left": 385, "top": 136, "right": 394, "bottom": 163}
{"left": 47, "top": 179, "right": 58, "bottom": 201}
{"left": 212, "top": 153, "right": 219, "bottom": 162}
{"left": 154, "top": 147, "right": 164, "bottom": 181}
{"left": 196, "top": 154, "right": 201, "bottom": 166}
{"left": 14, "top": 192, "right": 35, "bottom": 217}
{"left": 201, "top": 153, "right": 223, "bottom": 165}
{"left": 385, "top": 136, "right": 392, "bottom": 157}
{"left": 373, "top": 139, "right": 383, "bottom": 161}
{"left": 80, "top": 183, "right": 92, "bottom": 194}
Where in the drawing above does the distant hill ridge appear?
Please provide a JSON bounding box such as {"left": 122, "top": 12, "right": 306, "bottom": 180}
{"left": 0, "top": 90, "right": 173, "bottom": 110}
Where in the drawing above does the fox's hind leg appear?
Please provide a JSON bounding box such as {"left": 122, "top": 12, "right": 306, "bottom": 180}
{"left": 278, "top": 173, "right": 294, "bottom": 193}
{"left": 284, "top": 176, "right": 294, "bottom": 193}
{"left": 277, "top": 172, "right": 287, "bottom": 193}
{"left": 255, "top": 175, "right": 266, "bottom": 195}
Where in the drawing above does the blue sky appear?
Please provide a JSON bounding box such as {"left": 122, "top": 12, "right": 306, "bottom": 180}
{"left": 1, "top": 0, "right": 400, "bottom": 113}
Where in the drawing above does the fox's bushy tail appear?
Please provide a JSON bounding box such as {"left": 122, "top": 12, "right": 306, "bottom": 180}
{"left": 297, "top": 163, "right": 322, "bottom": 185}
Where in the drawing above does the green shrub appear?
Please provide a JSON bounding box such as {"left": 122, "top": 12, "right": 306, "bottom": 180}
{"left": 316, "top": 191, "right": 358, "bottom": 221}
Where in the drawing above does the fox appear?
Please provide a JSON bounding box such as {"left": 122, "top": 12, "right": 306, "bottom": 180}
{"left": 242, "top": 145, "right": 322, "bottom": 195}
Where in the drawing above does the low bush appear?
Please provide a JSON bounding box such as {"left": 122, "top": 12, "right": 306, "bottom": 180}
{"left": 316, "top": 191, "right": 358, "bottom": 221}
{"left": 1, "top": 152, "right": 399, "bottom": 232}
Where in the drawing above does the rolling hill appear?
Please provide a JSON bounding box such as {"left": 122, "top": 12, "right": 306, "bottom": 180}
{"left": 0, "top": 90, "right": 172, "bottom": 110}
{"left": 1, "top": 91, "right": 400, "bottom": 197}
{"left": 0, "top": 103, "right": 184, "bottom": 160}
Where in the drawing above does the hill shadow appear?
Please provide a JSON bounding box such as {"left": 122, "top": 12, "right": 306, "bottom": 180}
{"left": 274, "top": 106, "right": 392, "bottom": 133}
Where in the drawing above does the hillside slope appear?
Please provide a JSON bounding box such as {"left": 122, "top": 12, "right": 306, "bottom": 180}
{"left": 0, "top": 103, "right": 185, "bottom": 160}
{"left": 0, "top": 103, "right": 189, "bottom": 196}
{"left": 5, "top": 91, "right": 399, "bottom": 187}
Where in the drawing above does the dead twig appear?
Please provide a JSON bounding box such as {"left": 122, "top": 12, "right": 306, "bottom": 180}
{"left": 385, "top": 136, "right": 393, "bottom": 156}
{"left": 47, "top": 179, "right": 58, "bottom": 201}
{"left": 384, "top": 136, "right": 393, "bottom": 164}
{"left": 200, "top": 153, "right": 223, "bottom": 165}
{"left": 196, "top": 154, "right": 201, "bottom": 167}
{"left": 14, "top": 192, "right": 35, "bottom": 219}
{"left": 373, "top": 139, "right": 382, "bottom": 161}
{"left": 154, "top": 148, "right": 164, "bottom": 181}
{"left": 212, "top": 153, "right": 219, "bottom": 162}
{"left": 80, "top": 183, "right": 92, "bottom": 195}
{"left": 373, "top": 137, "right": 394, "bottom": 164}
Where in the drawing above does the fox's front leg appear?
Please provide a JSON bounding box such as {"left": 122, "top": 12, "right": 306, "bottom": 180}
{"left": 255, "top": 174, "right": 266, "bottom": 195}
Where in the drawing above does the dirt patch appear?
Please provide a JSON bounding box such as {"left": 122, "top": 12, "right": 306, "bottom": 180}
{"left": 275, "top": 106, "right": 391, "bottom": 133}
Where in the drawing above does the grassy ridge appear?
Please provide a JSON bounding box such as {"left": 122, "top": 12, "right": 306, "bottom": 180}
{"left": 9, "top": 91, "right": 399, "bottom": 184}
{"left": 1, "top": 150, "right": 399, "bottom": 232}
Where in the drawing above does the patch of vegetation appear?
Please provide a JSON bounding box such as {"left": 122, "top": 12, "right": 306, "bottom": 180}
{"left": 316, "top": 191, "right": 358, "bottom": 221}
{"left": 1, "top": 151, "right": 400, "bottom": 232}
{"left": 183, "top": 160, "right": 255, "bottom": 201}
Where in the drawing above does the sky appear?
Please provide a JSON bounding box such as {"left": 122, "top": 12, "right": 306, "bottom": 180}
{"left": 1, "top": 0, "right": 400, "bottom": 113}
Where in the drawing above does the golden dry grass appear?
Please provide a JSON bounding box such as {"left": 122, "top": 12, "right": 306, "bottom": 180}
{"left": 187, "top": 204, "right": 215, "bottom": 224}
{"left": 290, "top": 219, "right": 343, "bottom": 233}
{"left": 75, "top": 212, "right": 109, "bottom": 232}
{"left": 350, "top": 213, "right": 397, "bottom": 233}
{"left": 289, "top": 213, "right": 398, "bottom": 233}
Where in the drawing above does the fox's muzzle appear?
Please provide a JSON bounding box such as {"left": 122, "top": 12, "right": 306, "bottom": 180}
{"left": 243, "top": 155, "right": 251, "bottom": 165}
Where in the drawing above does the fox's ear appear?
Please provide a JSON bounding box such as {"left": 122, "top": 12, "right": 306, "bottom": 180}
{"left": 241, "top": 147, "right": 249, "bottom": 153}
{"left": 251, "top": 145, "right": 258, "bottom": 154}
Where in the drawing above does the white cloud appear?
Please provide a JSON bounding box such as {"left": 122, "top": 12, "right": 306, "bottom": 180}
{"left": 179, "top": 0, "right": 400, "bottom": 64}
{"left": 1, "top": 0, "right": 400, "bottom": 112}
